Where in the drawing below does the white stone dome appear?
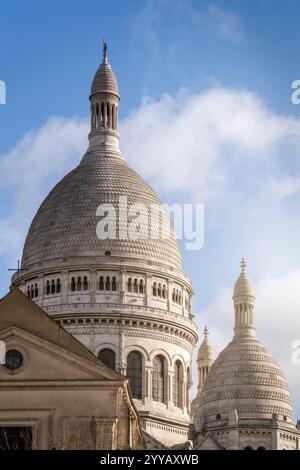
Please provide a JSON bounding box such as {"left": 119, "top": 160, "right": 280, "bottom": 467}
{"left": 21, "top": 153, "right": 182, "bottom": 271}
{"left": 200, "top": 335, "right": 293, "bottom": 424}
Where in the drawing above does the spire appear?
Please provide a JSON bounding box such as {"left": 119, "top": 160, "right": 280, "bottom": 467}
{"left": 102, "top": 41, "right": 108, "bottom": 64}
{"left": 203, "top": 325, "right": 209, "bottom": 340}
{"left": 240, "top": 257, "right": 246, "bottom": 273}
{"left": 233, "top": 258, "right": 256, "bottom": 338}
{"left": 196, "top": 326, "right": 214, "bottom": 395}
{"left": 88, "top": 43, "right": 121, "bottom": 154}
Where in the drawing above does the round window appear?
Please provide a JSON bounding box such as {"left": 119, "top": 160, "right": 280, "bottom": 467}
{"left": 3, "top": 350, "right": 23, "bottom": 370}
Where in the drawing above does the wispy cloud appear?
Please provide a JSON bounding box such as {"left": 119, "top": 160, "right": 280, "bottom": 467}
{"left": 208, "top": 4, "right": 246, "bottom": 44}
{"left": 0, "top": 117, "right": 89, "bottom": 261}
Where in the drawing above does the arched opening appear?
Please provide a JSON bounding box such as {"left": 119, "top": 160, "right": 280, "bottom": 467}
{"left": 186, "top": 367, "right": 191, "bottom": 409}
{"left": 99, "top": 276, "right": 104, "bottom": 291}
{"left": 112, "top": 276, "right": 117, "bottom": 291}
{"left": 95, "top": 103, "right": 99, "bottom": 129}
{"left": 153, "top": 282, "right": 157, "bottom": 296}
{"left": 51, "top": 279, "right": 55, "bottom": 294}
{"left": 105, "top": 276, "right": 110, "bottom": 291}
{"left": 173, "top": 360, "right": 183, "bottom": 408}
{"left": 77, "top": 277, "right": 82, "bottom": 291}
{"left": 139, "top": 279, "right": 144, "bottom": 294}
{"left": 98, "top": 349, "right": 116, "bottom": 370}
{"left": 83, "top": 276, "right": 88, "bottom": 291}
{"left": 162, "top": 284, "right": 166, "bottom": 299}
{"left": 127, "top": 278, "right": 132, "bottom": 292}
{"left": 106, "top": 102, "right": 110, "bottom": 127}
{"left": 127, "top": 351, "right": 142, "bottom": 399}
{"left": 56, "top": 279, "right": 61, "bottom": 294}
{"left": 112, "top": 105, "right": 115, "bottom": 130}
{"left": 158, "top": 283, "right": 162, "bottom": 298}
{"left": 100, "top": 102, "right": 104, "bottom": 127}
{"left": 70, "top": 277, "right": 76, "bottom": 292}
{"left": 152, "top": 355, "right": 165, "bottom": 403}
{"left": 134, "top": 279, "right": 138, "bottom": 293}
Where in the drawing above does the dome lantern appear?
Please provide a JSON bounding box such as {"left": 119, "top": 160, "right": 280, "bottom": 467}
{"left": 233, "top": 258, "right": 256, "bottom": 338}
{"left": 88, "top": 42, "right": 120, "bottom": 152}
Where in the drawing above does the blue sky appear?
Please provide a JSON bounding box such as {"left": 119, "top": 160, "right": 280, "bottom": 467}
{"left": 1, "top": 0, "right": 300, "bottom": 412}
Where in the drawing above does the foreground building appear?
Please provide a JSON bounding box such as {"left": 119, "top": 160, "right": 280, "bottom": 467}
{"left": 191, "top": 259, "right": 300, "bottom": 450}
{"left": 10, "top": 46, "right": 198, "bottom": 447}
{"left": 0, "top": 289, "right": 144, "bottom": 450}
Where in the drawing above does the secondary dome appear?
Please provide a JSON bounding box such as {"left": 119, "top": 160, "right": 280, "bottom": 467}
{"left": 200, "top": 335, "right": 293, "bottom": 422}
{"left": 199, "top": 259, "right": 293, "bottom": 425}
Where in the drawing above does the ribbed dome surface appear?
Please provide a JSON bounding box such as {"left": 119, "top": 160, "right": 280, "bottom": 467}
{"left": 91, "top": 62, "right": 119, "bottom": 96}
{"left": 197, "top": 338, "right": 214, "bottom": 362}
{"left": 200, "top": 336, "right": 293, "bottom": 421}
{"left": 21, "top": 154, "right": 182, "bottom": 270}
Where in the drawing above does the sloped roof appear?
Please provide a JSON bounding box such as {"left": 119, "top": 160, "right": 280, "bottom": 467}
{"left": 0, "top": 288, "right": 123, "bottom": 380}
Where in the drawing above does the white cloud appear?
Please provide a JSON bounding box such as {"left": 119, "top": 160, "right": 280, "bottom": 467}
{"left": 0, "top": 117, "right": 89, "bottom": 260}
{"left": 121, "top": 87, "right": 300, "bottom": 206}
{"left": 197, "top": 269, "right": 300, "bottom": 417}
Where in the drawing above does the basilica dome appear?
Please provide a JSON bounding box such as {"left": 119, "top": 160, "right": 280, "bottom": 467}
{"left": 21, "top": 153, "right": 182, "bottom": 270}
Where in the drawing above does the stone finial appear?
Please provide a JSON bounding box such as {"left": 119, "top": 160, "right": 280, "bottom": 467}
{"left": 103, "top": 41, "right": 108, "bottom": 64}
{"left": 240, "top": 257, "right": 247, "bottom": 273}
{"left": 203, "top": 325, "right": 209, "bottom": 340}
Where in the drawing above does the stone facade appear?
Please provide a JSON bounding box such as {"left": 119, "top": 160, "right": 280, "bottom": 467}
{"left": 0, "top": 289, "right": 144, "bottom": 450}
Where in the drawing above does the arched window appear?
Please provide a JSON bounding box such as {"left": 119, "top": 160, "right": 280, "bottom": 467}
{"left": 173, "top": 360, "right": 183, "bottom": 408}
{"left": 101, "top": 102, "right": 104, "bottom": 127}
{"left": 95, "top": 103, "right": 99, "bottom": 129}
{"left": 127, "top": 351, "right": 142, "bottom": 399}
{"left": 83, "top": 276, "right": 88, "bottom": 291}
{"left": 127, "top": 278, "right": 132, "bottom": 292}
{"left": 107, "top": 102, "right": 110, "bottom": 127}
{"left": 112, "top": 276, "right": 117, "bottom": 291}
{"left": 51, "top": 279, "right": 55, "bottom": 294}
{"left": 70, "top": 277, "right": 76, "bottom": 292}
{"left": 45, "top": 281, "right": 50, "bottom": 295}
{"left": 158, "top": 283, "right": 162, "bottom": 298}
{"left": 77, "top": 277, "right": 82, "bottom": 291}
{"left": 172, "top": 288, "right": 175, "bottom": 302}
{"left": 153, "top": 282, "right": 157, "bottom": 297}
{"left": 162, "top": 284, "right": 166, "bottom": 299}
{"left": 139, "top": 279, "right": 144, "bottom": 294}
{"left": 34, "top": 283, "right": 38, "bottom": 298}
{"left": 134, "top": 279, "right": 138, "bottom": 293}
{"left": 98, "top": 349, "right": 116, "bottom": 370}
{"left": 186, "top": 367, "right": 191, "bottom": 409}
{"left": 152, "top": 355, "right": 165, "bottom": 403}
{"left": 99, "top": 276, "right": 104, "bottom": 291}
{"left": 56, "top": 279, "right": 61, "bottom": 294}
{"left": 112, "top": 105, "right": 115, "bottom": 130}
{"left": 105, "top": 276, "right": 110, "bottom": 291}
